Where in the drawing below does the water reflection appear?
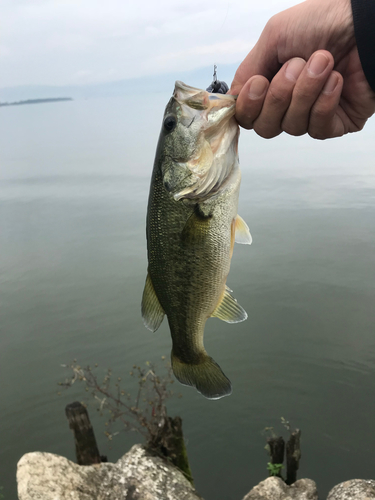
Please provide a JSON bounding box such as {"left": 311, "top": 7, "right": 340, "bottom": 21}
{"left": 0, "top": 95, "right": 374, "bottom": 499}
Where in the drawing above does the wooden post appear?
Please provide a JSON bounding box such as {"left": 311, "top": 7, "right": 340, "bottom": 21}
{"left": 286, "top": 429, "right": 301, "bottom": 485}
{"left": 65, "top": 401, "right": 101, "bottom": 465}
{"left": 267, "top": 436, "right": 285, "bottom": 465}
{"left": 267, "top": 436, "right": 285, "bottom": 478}
{"left": 148, "top": 415, "right": 193, "bottom": 484}
{"left": 167, "top": 416, "right": 193, "bottom": 485}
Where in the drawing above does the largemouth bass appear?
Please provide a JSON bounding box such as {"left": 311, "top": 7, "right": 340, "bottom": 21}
{"left": 142, "top": 81, "right": 251, "bottom": 400}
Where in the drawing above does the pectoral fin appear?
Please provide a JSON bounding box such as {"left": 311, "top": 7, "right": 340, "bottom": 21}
{"left": 141, "top": 273, "right": 165, "bottom": 332}
{"left": 211, "top": 286, "right": 247, "bottom": 323}
{"left": 235, "top": 215, "right": 252, "bottom": 245}
{"left": 181, "top": 206, "right": 211, "bottom": 246}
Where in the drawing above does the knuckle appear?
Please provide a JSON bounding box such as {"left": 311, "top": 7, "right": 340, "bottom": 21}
{"left": 285, "top": 128, "right": 305, "bottom": 137}
{"left": 293, "top": 86, "right": 316, "bottom": 102}
{"left": 310, "top": 102, "right": 334, "bottom": 120}
{"left": 267, "top": 85, "right": 289, "bottom": 107}
{"left": 253, "top": 122, "right": 279, "bottom": 139}
{"left": 258, "top": 131, "right": 278, "bottom": 139}
{"left": 236, "top": 119, "right": 254, "bottom": 130}
{"left": 282, "top": 117, "right": 306, "bottom": 136}
{"left": 263, "top": 13, "right": 283, "bottom": 46}
{"left": 308, "top": 121, "right": 345, "bottom": 140}
{"left": 308, "top": 128, "right": 329, "bottom": 140}
{"left": 235, "top": 112, "right": 254, "bottom": 130}
{"left": 265, "top": 14, "right": 278, "bottom": 32}
{"left": 241, "top": 123, "right": 254, "bottom": 131}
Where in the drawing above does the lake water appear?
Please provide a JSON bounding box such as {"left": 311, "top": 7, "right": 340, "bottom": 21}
{"left": 1, "top": 93, "right": 375, "bottom": 500}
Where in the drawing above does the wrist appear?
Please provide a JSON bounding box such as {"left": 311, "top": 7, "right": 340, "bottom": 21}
{"left": 351, "top": 0, "right": 375, "bottom": 91}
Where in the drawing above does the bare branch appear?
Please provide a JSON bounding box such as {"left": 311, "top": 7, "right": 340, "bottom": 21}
{"left": 58, "top": 358, "right": 178, "bottom": 446}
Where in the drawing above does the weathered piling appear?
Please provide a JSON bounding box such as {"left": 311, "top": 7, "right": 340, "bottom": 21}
{"left": 286, "top": 429, "right": 301, "bottom": 485}
{"left": 267, "top": 436, "right": 285, "bottom": 465}
{"left": 149, "top": 416, "right": 193, "bottom": 484}
{"left": 165, "top": 416, "right": 193, "bottom": 485}
{"left": 266, "top": 436, "right": 285, "bottom": 478}
{"left": 65, "top": 401, "right": 101, "bottom": 465}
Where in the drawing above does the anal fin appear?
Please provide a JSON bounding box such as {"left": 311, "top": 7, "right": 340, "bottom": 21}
{"left": 235, "top": 215, "right": 252, "bottom": 245}
{"left": 211, "top": 286, "right": 247, "bottom": 323}
{"left": 141, "top": 273, "right": 165, "bottom": 332}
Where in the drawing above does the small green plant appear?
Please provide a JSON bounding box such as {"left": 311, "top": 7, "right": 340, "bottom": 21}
{"left": 267, "top": 462, "right": 284, "bottom": 477}
{"left": 262, "top": 417, "right": 301, "bottom": 484}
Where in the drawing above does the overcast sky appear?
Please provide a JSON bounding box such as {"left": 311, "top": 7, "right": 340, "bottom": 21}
{"left": 1, "top": 0, "right": 298, "bottom": 88}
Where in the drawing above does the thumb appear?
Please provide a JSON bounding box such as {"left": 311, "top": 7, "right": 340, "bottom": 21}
{"left": 229, "top": 27, "right": 281, "bottom": 95}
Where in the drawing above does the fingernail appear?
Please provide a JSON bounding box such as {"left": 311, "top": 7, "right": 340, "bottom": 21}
{"left": 248, "top": 78, "right": 268, "bottom": 99}
{"left": 308, "top": 53, "right": 330, "bottom": 76}
{"left": 323, "top": 73, "right": 339, "bottom": 94}
{"left": 285, "top": 58, "right": 306, "bottom": 82}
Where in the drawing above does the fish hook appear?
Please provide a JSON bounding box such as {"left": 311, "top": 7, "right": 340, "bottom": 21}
{"left": 206, "top": 65, "right": 229, "bottom": 94}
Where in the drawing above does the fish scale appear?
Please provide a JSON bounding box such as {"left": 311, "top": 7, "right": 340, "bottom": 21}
{"left": 142, "top": 81, "right": 252, "bottom": 399}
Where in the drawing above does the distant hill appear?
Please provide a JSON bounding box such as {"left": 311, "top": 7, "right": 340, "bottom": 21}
{"left": 0, "top": 64, "right": 238, "bottom": 103}
{"left": 0, "top": 97, "right": 73, "bottom": 107}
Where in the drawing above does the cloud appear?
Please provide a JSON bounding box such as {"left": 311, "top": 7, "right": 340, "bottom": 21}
{"left": 0, "top": 0, "right": 297, "bottom": 87}
{"left": 148, "top": 39, "right": 255, "bottom": 75}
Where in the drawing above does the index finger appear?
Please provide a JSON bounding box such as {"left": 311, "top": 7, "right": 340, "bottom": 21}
{"left": 229, "top": 29, "right": 280, "bottom": 95}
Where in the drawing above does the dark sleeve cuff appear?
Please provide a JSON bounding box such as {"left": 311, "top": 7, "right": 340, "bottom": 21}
{"left": 351, "top": 0, "right": 375, "bottom": 92}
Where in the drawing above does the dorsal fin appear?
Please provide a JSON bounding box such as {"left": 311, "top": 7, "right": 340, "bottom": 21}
{"left": 211, "top": 286, "right": 247, "bottom": 323}
{"left": 235, "top": 215, "right": 252, "bottom": 245}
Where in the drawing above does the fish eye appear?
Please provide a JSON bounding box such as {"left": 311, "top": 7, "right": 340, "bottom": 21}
{"left": 163, "top": 115, "right": 177, "bottom": 132}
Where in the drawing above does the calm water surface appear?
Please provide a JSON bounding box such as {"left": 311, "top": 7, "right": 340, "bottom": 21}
{"left": 1, "top": 94, "right": 375, "bottom": 499}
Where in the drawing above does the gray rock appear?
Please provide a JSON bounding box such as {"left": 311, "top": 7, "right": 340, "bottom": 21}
{"left": 17, "top": 444, "right": 202, "bottom": 500}
{"left": 242, "top": 477, "right": 318, "bottom": 500}
{"left": 327, "top": 479, "right": 375, "bottom": 500}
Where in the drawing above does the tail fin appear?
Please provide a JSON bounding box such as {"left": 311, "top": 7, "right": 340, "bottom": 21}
{"left": 171, "top": 351, "right": 232, "bottom": 400}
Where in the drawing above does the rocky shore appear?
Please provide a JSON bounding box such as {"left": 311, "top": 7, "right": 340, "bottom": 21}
{"left": 17, "top": 444, "right": 375, "bottom": 500}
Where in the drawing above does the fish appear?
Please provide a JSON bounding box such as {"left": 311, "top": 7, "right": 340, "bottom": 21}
{"left": 141, "top": 81, "right": 251, "bottom": 400}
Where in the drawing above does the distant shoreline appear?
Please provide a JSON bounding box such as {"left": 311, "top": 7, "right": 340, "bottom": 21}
{"left": 0, "top": 97, "right": 73, "bottom": 107}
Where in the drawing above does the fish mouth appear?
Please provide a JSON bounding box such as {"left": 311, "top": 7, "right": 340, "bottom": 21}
{"left": 170, "top": 81, "right": 239, "bottom": 201}
{"left": 174, "top": 80, "right": 237, "bottom": 114}
{"left": 174, "top": 80, "right": 237, "bottom": 98}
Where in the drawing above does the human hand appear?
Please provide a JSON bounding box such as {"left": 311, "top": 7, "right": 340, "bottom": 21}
{"left": 229, "top": 0, "right": 375, "bottom": 139}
